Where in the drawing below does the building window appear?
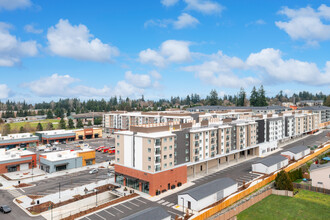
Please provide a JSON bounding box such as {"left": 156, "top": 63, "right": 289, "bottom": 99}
{"left": 117, "top": 150, "right": 120, "bottom": 154}
{"left": 169, "top": 154, "right": 172, "bottom": 158}
{"left": 117, "top": 158, "right": 119, "bottom": 162}
{"left": 148, "top": 166, "right": 151, "bottom": 170}
{"left": 117, "top": 135, "right": 120, "bottom": 139}
{"left": 169, "top": 145, "right": 173, "bottom": 150}
{"left": 148, "top": 139, "right": 151, "bottom": 144}
{"left": 169, "top": 162, "right": 172, "bottom": 166}
{"left": 164, "top": 163, "right": 167, "bottom": 168}
{"left": 164, "top": 155, "right": 167, "bottom": 159}
{"left": 117, "top": 143, "right": 119, "bottom": 147}
{"left": 170, "top": 137, "right": 173, "bottom": 141}
{"left": 148, "top": 148, "right": 151, "bottom": 153}
{"left": 164, "top": 138, "right": 167, "bottom": 142}
{"left": 164, "top": 146, "right": 167, "bottom": 151}
{"left": 185, "top": 157, "right": 189, "bottom": 162}
{"left": 185, "top": 134, "right": 189, "bottom": 139}
{"left": 185, "top": 149, "right": 189, "bottom": 154}
{"left": 148, "top": 157, "right": 151, "bottom": 161}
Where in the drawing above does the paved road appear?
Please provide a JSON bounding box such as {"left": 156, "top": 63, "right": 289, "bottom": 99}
{"left": 0, "top": 189, "right": 45, "bottom": 220}
{"left": 159, "top": 130, "right": 330, "bottom": 205}
{"left": 24, "top": 169, "right": 111, "bottom": 196}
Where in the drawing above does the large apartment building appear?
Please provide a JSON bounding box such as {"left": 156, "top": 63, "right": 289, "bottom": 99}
{"left": 113, "top": 108, "right": 323, "bottom": 196}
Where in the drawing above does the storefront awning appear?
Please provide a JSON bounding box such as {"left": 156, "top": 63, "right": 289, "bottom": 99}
{"left": 55, "top": 163, "right": 69, "bottom": 167}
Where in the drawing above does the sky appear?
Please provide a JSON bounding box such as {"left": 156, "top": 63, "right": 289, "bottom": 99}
{"left": 0, "top": 0, "right": 329, "bottom": 102}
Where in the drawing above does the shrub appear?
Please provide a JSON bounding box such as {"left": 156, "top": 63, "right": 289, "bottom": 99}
{"left": 275, "top": 170, "right": 293, "bottom": 191}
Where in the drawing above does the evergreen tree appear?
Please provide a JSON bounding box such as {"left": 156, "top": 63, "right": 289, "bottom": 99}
{"left": 68, "top": 119, "right": 75, "bottom": 129}
{"left": 36, "top": 122, "right": 43, "bottom": 131}
{"left": 237, "top": 88, "right": 246, "bottom": 106}
{"left": 275, "top": 170, "right": 293, "bottom": 191}
{"left": 59, "top": 118, "right": 66, "bottom": 129}
{"left": 19, "top": 126, "right": 25, "bottom": 133}
{"left": 250, "top": 86, "right": 258, "bottom": 106}
{"left": 2, "top": 124, "right": 11, "bottom": 135}
{"left": 324, "top": 95, "right": 330, "bottom": 107}
{"left": 257, "top": 85, "right": 267, "bottom": 106}
{"left": 209, "top": 90, "right": 219, "bottom": 106}
{"left": 88, "top": 120, "right": 92, "bottom": 126}
{"left": 76, "top": 119, "right": 84, "bottom": 128}
{"left": 46, "top": 110, "right": 53, "bottom": 119}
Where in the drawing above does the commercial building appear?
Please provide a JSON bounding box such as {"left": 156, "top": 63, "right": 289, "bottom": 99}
{"left": 178, "top": 178, "right": 237, "bottom": 211}
{"left": 0, "top": 149, "right": 37, "bottom": 173}
{"left": 35, "top": 130, "right": 76, "bottom": 144}
{"left": 0, "top": 133, "right": 39, "bottom": 149}
{"left": 310, "top": 163, "right": 330, "bottom": 189}
{"left": 121, "top": 207, "right": 171, "bottom": 220}
{"left": 74, "top": 127, "right": 102, "bottom": 140}
{"left": 39, "top": 149, "right": 95, "bottom": 173}
{"left": 281, "top": 145, "right": 310, "bottom": 161}
{"left": 296, "top": 100, "right": 323, "bottom": 107}
{"left": 252, "top": 155, "right": 288, "bottom": 174}
{"left": 72, "top": 112, "right": 105, "bottom": 126}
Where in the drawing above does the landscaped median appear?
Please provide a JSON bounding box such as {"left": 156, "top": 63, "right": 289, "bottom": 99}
{"left": 191, "top": 142, "right": 330, "bottom": 220}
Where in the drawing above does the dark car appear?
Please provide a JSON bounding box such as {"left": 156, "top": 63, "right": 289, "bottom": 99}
{"left": 0, "top": 205, "right": 11, "bottom": 214}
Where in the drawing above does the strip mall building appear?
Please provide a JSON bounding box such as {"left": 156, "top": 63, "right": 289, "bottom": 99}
{"left": 0, "top": 148, "right": 37, "bottom": 173}
{"left": 0, "top": 133, "right": 39, "bottom": 149}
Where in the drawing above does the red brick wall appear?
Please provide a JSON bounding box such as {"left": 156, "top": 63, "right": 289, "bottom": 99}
{"left": 115, "top": 164, "right": 187, "bottom": 196}
{"left": 0, "top": 153, "right": 36, "bottom": 174}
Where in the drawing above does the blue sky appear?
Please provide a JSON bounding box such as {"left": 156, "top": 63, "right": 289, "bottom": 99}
{"left": 0, "top": 0, "right": 329, "bottom": 102}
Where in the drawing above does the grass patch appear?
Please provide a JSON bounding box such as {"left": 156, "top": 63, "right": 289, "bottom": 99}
{"left": 294, "top": 179, "right": 303, "bottom": 183}
{"left": 238, "top": 190, "right": 330, "bottom": 220}
{"left": 1, "top": 119, "right": 60, "bottom": 132}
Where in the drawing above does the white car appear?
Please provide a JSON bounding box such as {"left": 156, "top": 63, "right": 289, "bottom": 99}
{"left": 89, "top": 168, "right": 98, "bottom": 174}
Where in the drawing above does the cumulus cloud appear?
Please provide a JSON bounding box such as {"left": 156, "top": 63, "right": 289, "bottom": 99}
{"left": 184, "top": 0, "right": 224, "bottom": 14}
{"left": 125, "top": 71, "right": 152, "bottom": 88}
{"left": 0, "top": 84, "right": 11, "bottom": 99}
{"left": 47, "top": 19, "right": 119, "bottom": 62}
{"left": 139, "top": 40, "right": 191, "bottom": 67}
{"left": 173, "top": 13, "right": 199, "bottom": 29}
{"left": 0, "top": 22, "right": 38, "bottom": 67}
{"left": 246, "top": 48, "right": 330, "bottom": 85}
{"left": 114, "top": 81, "right": 144, "bottom": 98}
{"left": 149, "top": 70, "right": 162, "bottom": 79}
{"left": 275, "top": 4, "right": 330, "bottom": 45}
{"left": 0, "top": 0, "right": 31, "bottom": 10}
{"left": 161, "top": 0, "right": 179, "bottom": 7}
{"left": 24, "top": 24, "right": 43, "bottom": 34}
{"left": 144, "top": 19, "right": 172, "bottom": 28}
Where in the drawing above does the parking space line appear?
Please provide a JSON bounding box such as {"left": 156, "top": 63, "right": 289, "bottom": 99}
{"left": 112, "top": 206, "right": 124, "bottom": 213}
{"left": 120, "top": 203, "right": 132, "bottom": 210}
{"left": 95, "top": 213, "right": 106, "bottom": 220}
{"left": 104, "top": 209, "right": 115, "bottom": 216}
{"left": 85, "top": 216, "right": 92, "bottom": 220}
{"left": 135, "top": 198, "right": 147, "bottom": 204}
{"left": 128, "top": 201, "right": 139, "bottom": 207}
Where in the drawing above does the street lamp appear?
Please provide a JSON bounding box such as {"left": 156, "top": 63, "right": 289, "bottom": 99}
{"left": 181, "top": 197, "right": 184, "bottom": 214}
{"left": 94, "top": 189, "right": 98, "bottom": 207}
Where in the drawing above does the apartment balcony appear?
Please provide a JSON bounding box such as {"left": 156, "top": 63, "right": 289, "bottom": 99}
{"left": 155, "top": 157, "right": 161, "bottom": 164}
{"left": 155, "top": 139, "right": 161, "bottom": 146}
{"left": 155, "top": 148, "right": 161, "bottom": 155}
{"left": 194, "top": 149, "right": 199, "bottom": 154}
{"left": 155, "top": 166, "right": 161, "bottom": 172}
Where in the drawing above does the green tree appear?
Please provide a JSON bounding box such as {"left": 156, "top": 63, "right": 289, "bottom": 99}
{"left": 76, "top": 119, "right": 84, "bottom": 128}
{"left": 19, "top": 126, "right": 25, "bottom": 133}
{"left": 68, "top": 118, "right": 75, "bottom": 129}
{"left": 87, "top": 120, "right": 92, "bottom": 126}
{"left": 237, "top": 87, "right": 246, "bottom": 106}
{"left": 94, "top": 117, "right": 102, "bottom": 125}
{"left": 250, "top": 86, "right": 258, "bottom": 106}
{"left": 209, "top": 89, "right": 219, "bottom": 106}
{"left": 257, "top": 85, "right": 267, "bottom": 106}
{"left": 46, "top": 122, "right": 54, "bottom": 130}
{"left": 59, "top": 118, "right": 66, "bottom": 129}
{"left": 275, "top": 170, "right": 293, "bottom": 191}
{"left": 2, "top": 124, "right": 11, "bottom": 135}
{"left": 324, "top": 95, "right": 330, "bottom": 107}
{"left": 36, "top": 122, "right": 43, "bottom": 131}
{"left": 46, "top": 110, "right": 53, "bottom": 119}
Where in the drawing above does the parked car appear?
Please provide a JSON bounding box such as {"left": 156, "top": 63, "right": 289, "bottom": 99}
{"left": 89, "top": 168, "right": 98, "bottom": 174}
{"left": 79, "top": 140, "right": 84, "bottom": 144}
{"left": 0, "top": 205, "right": 11, "bottom": 214}
{"left": 96, "top": 146, "right": 106, "bottom": 152}
{"left": 102, "top": 147, "right": 111, "bottom": 153}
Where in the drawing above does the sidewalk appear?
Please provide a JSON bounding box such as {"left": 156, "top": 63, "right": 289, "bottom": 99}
{"left": 0, "top": 161, "right": 110, "bottom": 190}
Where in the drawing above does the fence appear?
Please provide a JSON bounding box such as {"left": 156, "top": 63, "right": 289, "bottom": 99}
{"left": 192, "top": 143, "right": 330, "bottom": 220}
{"left": 293, "top": 183, "right": 330, "bottom": 194}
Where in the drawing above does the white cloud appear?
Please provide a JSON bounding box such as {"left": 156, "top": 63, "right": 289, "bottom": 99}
{"left": 0, "top": 0, "right": 31, "bottom": 10}
{"left": 149, "top": 70, "right": 162, "bottom": 79}
{"left": 275, "top": 4, "right": 330, "bottom": 44}
{"left": 246, "top": 19, "right": 266, "bottom": 27}
{"left": 24, "top": 24, "right": 43, "bottom": 34}
{"left": 139, "top": 40, "right": 191, "bottom": 67}
{"left": 0, "top": 22, "right": 38, "bottom": 67}
{"left": 173, "top": 13, "right": 199, "bottom": 29}
{"left": 114, "top": 81, "right": 144, "bottom": 98}
{"left": 184, "top": 0, "right": 224, "bottom": 14}
{"left": 161, "top": 0, "right": 179, "bottom": 7}
{"left": 0, "top": 84, "right": 10, "bottom": 99}
{"left": 144, "top": 19, "right": 172, "bottom": 28}
{"left": 246, "top": 48, "right": 330, "bottom": 86}
{"left": 125, "top": 71, "right": 152, "bottom": 88}
{"left": 47, "top": 19, "right": 119, "bottom": 62}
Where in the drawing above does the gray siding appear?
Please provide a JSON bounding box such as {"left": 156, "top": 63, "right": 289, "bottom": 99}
{"left": 173, "top": 129, "right": 190, "bottom": 165}
{"left": 40, "top": 157, "right": 83, "bottom": 173}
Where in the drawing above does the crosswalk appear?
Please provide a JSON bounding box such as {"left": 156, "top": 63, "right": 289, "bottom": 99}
{"left": 8, "top": 189, "right": 23, "bottom": 198}
{"left": 157, "top": 199, "right": 176, "bottom": 207}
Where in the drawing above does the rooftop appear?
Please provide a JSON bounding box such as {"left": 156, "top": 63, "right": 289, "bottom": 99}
{"left": 283, "top": 145, "right": 309, "bottom": 154}
{"left": 310, "top": 162, "right": 330, "bottom": 171}
{"left": 254, "top": 155, "right": 288, "bottom": 167}
{"left": 0, "top": 149, "right": 35, "bottom": 162}
{"left": 178, "top": 177, "right": 237, "bottom": 200}
{"left": 41, "top": 148, "right": 94, "bottom": 161}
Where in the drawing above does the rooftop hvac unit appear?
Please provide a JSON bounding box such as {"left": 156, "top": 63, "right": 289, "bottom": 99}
{"left": 57, "top": 154, "right": 62, "bottom": 157}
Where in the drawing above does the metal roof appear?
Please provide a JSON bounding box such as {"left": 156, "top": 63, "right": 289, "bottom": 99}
{"left": 187, "top": 106, "right": 289, "bottom": 111}
{"left": 178, "top": 177, "right": 237, "bottom": 201}
{"left": 284, "top": 145, "right": 308, "bottom": 154}
{"left": 310, "top": 162, "right": 330, "bottom": 171}
{"left": 121, "top": 206, "right": 170, "bottom": 220}
{"left": 254, "top": 155, "right": 288, "bottom": 167}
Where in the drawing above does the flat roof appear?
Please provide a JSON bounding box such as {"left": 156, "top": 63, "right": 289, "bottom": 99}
{"left": 0, "top": 149, "right": 35, "bottom": 162}
{"left": 178, "top": 177, "right": 237, "bottom": 201}
{"left": 135, "top": 131, "right": 175, "bottom": 138}
{"left": 310, "top": 162, "right": 330, "bottom": 171}
{"left": 40, "top": 149, "right": 94, "bottom": 161}
{"left": 254, "top": 155, "right": 288, "bottom": 167}
{"left": 283, "top": 145, "right": 309, "bottom": 154}
{"left": 121, "top": 207, "right": 170, "bottom": 220}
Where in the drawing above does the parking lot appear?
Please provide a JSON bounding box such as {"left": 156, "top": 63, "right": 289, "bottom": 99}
{"left": 79, "top": 197, "right": 184, "bottom": 220}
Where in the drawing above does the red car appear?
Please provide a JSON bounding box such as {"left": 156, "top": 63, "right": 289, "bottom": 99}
{"left": 102, "top": 147, "right": 111, "bottom": 153}
{"left": 108, "top": 148, "right": 115, "bottom": 154}
{"left": 96, "top": 146, "right": 106, "bottom": 152}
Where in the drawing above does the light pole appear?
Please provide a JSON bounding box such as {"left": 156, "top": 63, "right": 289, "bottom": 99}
{"left": 94, "top": 189, "right": 98, "bottom": 207}
{"left": 59, "top": 182, "right": 61, "bottom": 199}
{"left": 181, "top": 197, "right": 184, "bottom": 214}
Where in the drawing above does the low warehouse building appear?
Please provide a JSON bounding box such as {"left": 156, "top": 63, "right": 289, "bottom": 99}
{"left": 0, "top": 149, "right": 37, "bottom": 173}
{"left": 74, "top": 128, "right": 102, "bottom": 140}
{"left": 121, "top": 206, "right": 171, "bottom": 220}
{"left": 252, "top": 155, "right": 288, "bottom": 174}
{"left": 39, "top": 149, "right": 95, "bottom": 173}
{"left": 281, "top": 145, "right": 310, "bottom": 160}
{"left": 178, "top": 177, "right": 237, "bottom": 211}
{"left": 310, "top": 163, "right": 330, "bottom": 189}
{"left": 0, "top": 133, "right": 39, "bottom": 150}
{"left": 35, "top": 130, "right": 76, "bottom": 144}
